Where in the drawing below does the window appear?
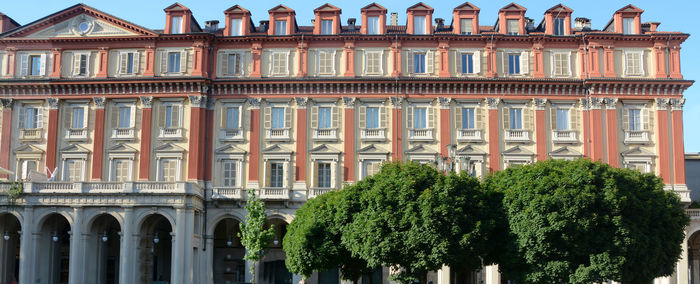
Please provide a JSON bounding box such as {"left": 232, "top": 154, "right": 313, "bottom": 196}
{"left": 270, "top": 163, "right": 284, "bottom": 187}
{"left": 626, "top": 161, "right": 649, "bottom": 173}
{"left": 552, "top": 53, "right": 570, "bottom": 76}
{"left": 318, "top": 107, "right": 331, "bottom": 129}
{"left": 161, "top": 103, "right": 182, "bottom": 129}
{"left": 414, "top": 16, "right": 426, "bottom": 34}
{"left": 506, "top": 19, "right": 519, "bottom": 35}
{"left": 271, "top": 107, "right": 285, "bottom": 129}
{"left": 227, "top": 53, "right": 241, "bottom": 76}
{"left": 625, "top": 51, "right": 643, "bottom": 76}
{"left": 413, "top": 53, "right": 426, "bottom": 73}
{"left": 366, "top": 107, "right": 379, "bottom": 129}
{"left": 222, "top": 160, "right": 237, "bottom": 187}
{"left": 556, "top": 109, "right": 569, "bottom": 131}
{"left": 509, "top": 108, "right": 523, "bottom": 129}
{"left": 413, "top": 107, "right": 427, "bottom": 129}
{"left": 365, "top": 51, "right": 382, "bottom": 75}
{"left": 622, "top": 18, "right": 634, "bottom": 34}
{"left": 553, "top": 18, "right": 565, "bottom": 35}
{"left": 20, "top": 106, "right": 41, "bottom": 129}
{"left": 317, "top": 51, "right": 334, "bottom": 75}
{"left": 271, "top": 52, "right": 288, "bottom": 75}
{"left": 171, "top": 16, "right": 182, "bottom": 34}
{"left": 317, "top": 163, "right": 331, "bottom": 188}
{"left": 628, "top": 109, "right": 642, "bottom": 131}
{"left": 159, "top": 158, "right": 178, "bottom": 182}
{"left": 508, "top": 54, "right": 520, "bottom": 74}
{"left": 275, "top": 20, "right": 287, "bottom": 35}
{"left": 225, "top": 107, "right": 240, "bottom": 129}
{"left": 118, "top": 106, "right": 131, "bottom": 128}
{"left": 63, "top": 159, "right": 83, "bottom": 181}
{"left": 230, "top": 18, "right": 242, "bottom": 36}
{"left": 461, "top": 108, "right": 475, "bottom": 129}
{"left": 71, "top": 107, "right": 85, "bottom": 129}
{"left": 321, "top": 20, "right": 333, "bottom": 35}
{"left": 460, "top": 18, "right": 473, "bottom": 35}
{"left": 367, "top": 16, "right": 379, "bottom": 34}
{"left": 362, "top": 160, "right": 382, "bottom": 179}
{"left": 20, "top": 160, "right": 37, "bottom": 180}
{"left": 119, "top": 52, "right": 138, "bottom": 75}
{"left": 168, "top": 52, "right": 181, "bottom": 73}
{"left": 461, "top": 53, "right": 474, "bottom": 74}
{"left": 111, "top": 159, "right": 131, "bottom": 182}
{"left": 77, "top": 54, "right": 88, "bottom": 76}
{"left": 30, "top": 55, "right": 41, "bottom": 76}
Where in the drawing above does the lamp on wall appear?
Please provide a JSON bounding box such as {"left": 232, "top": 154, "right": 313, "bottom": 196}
{"left": 153, "top": 232, "right": 160, "bottom": 244}
{"left": 102, "top": 231, "right": 108, "bottom": 243}
{"left": 227, "top": 235, "right": 233, "bottom": 247}
{"left": 273, "top": 235, "right": 279, "bottom": 245}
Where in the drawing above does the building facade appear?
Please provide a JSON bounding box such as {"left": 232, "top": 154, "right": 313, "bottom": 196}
{"left": 0, "top": 2, "right": 694, "bottom": 284}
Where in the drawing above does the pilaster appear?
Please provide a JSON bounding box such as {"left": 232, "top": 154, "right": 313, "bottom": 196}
{"left": 191, "top": 43, "right": 206, "bottom": 77}
{"left": 532, "top": 42, "right": 545, "bottom": 78}
{"left": 294, "top": 97, "right": 308, "bottom": 188}
{"left": 0, "top": 99, "right": 13, "bottom": 179}
{"left": 586, "top": 97, "right": 604, "bottom": 161}
{"left": 655, "top": 98, "right": 671, "bottom": 184}
{"left": 390, "top": 41, "right": 401, "bottom": 77}
{"left": 669, "top": 44, "right": 682, "bottom": 79}
{"left": 486, "top": 43, "right": 497, "bottom": 78}
{"left": 298, "top": 42, "right": 308, "bottom": 77}
{"left": 96, "top": 47, "right": 109, "bottom": 78}
{"left": 142, "top": 46, "right": 155, "bottom": 77}
{"left": 50, "top": 48, "right": 62, "bottom": 78}
{"left": 188, "top": 95, "right": 207, "bottom": 181}
{"left": 46, "top": 98, "right": 60, "bottom": 171}
{"left": 139, "top": 96, "right": 153, "bottom": 180}
{"left": 533, "top": 98, "right": 547, "bottom": 161}
{"left": 670, "top": 98, "right": 686, "bottom": 187}
{"left": 604, "top": 97, "right": 619, "bottom": 167}
{"left": 438, "top": 97, "right": 452, "bottom": 157}
{"left": 204, "top": 98, "right": 216, "bottom": 182}
{"left": 390, "top": 97, "right": 403, "bottom": 161}
{"left": 247, "top": 98, "right": 261, "bottom": 188}
{"left": 653, "top": 41, "right": 668, "bottom": 78}
{"left": 250, "top": 42, "right": 263, "bottom": 78}
{"left": 344, "top": 41, "right": 356, "bottom": 77}
{"left": 602, "top": 45, "right": 616, "bottom": 78}
{"left": 343, "top": 97, "right": 356, "bottom": 182}
{"left": 4, "top": 48, "right": 16, "bottom": 78}
{"left": 487, "top": 98, "right": 500, "bottom": 172}
{"left": 438, "top": 41, "right": 450, "bottom": 77}
{"left": 92, "top": 97, "right": 106, "bottom": 180}
{"left": 119, "top": 207, "right": 134, "bottom": 284}
{"left": 587, "top": 45, "right": 602, "bottom": 78}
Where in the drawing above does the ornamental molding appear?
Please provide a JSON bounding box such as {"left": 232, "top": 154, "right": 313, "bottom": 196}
{"left": 47, "top": 98, "right": 59, "bottom": 109}
{"left": 342, "top": 97, "right": 356, "bottom": 108}
{"left": 486, "top": 98, "right": 500, "bottom": 109}
{"left": 438, "top": 97, "right": 452, "bottom": 109}
{"left": 247, "top": 98, "right": 261, "bottom": 109}
{"left": 533, "top": 98, "right": 547, "bottom": 110}
{"left": 654, "top": 98, "right": 669, "bottom": 110}
{"left": 390, "top": 97, "right": 403, "bottom": 108}
{"left": 0, "top": 99, "right": 13, "bottom": 109}
{"left": 294, "top": 97, "right": 308, "bottom": 108}
{"left": 188, "top": 95, "right": 207, "bottom": 108}
{"left": 604, "top": 97, "right": 619, "bottom": 107}
{"left": 93, "top": 97, "right": 106, "bottom": 109}
{"left": 670, "top": 98, "right": 685, "bottom": 110}
{"left": 140, "top": 96, "right": 153, "bottom": 108}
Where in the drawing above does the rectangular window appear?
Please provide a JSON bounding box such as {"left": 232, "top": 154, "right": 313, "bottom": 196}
{"left": 23, "top": 107, "right": 39, "bottom": 129}
{"left": 78, "top": 54, "right": 88, "bottom": 76}
{"left": 509, "top": 108, "right": 523, "bottom": 129}
{"left": 363, "top": 160, "right": 382, "bottom": 179}
{"left": 321, "top": 20, "right": 333, "bottom": 35}
{"left": 413, "top": 107, "right": 427, "bottom": 129}
{"left": 222, "top": 160, "right": 237, "bottom": 187}
{"left": 171, "top": 16, "right": 183, "bottom": 34}
{"left": 366, "top": 107, "right": 379, "bottom": 129}
{"left": 164, "top": 105, "right": 180, "bottom": 128}
{"left": 118, "top": 107, "right": 131, "bottom": 128}
{"left": 367, "top": 17, "right": 379, "bottom": 34}
{"left": 365, "top": 52, "right": 381, "bottom": 75}
{"left": 71, "top": 107, "right": 85, "bottom": 129}
{"left": 413, "top": 53, "right": 426, "bottom": 73}
{"left": 168, "top": 52, "right": 181, "bottom": 73}
{"left": 414, "top": 16, "right": 426, "bottom": 34}
{"left": 275, "top": 20, "right": 287, "bottom": 35}
{"left": 30, "top": 55, "right": 41, "bottom": 76}
{"left": 461, "top": 53, "right": 474, "bottom": 74}
{"left": 508, "top": 54, "right": 520, "bottom": 74}
{"left": 625, "top": 52, "right": 642, "bottom": 75}
{"left": 553, "top": 53, "right": 569, "bottom": 76}
{"left": 112, "top": 159, "right": 131, "bottom": 182}
{"left": 271, "top": 107, "right": 285, "bottom": 129}
{"left": 318, "top": 51, "right": 333, "bottom": 75}
{"left": 271, "top": 52, "right": 288, "bottom": 75}
{"left": 623, "top": 18, "right": 634, "bottom": 34}
{"left": 317, "top": 163, "right": 331, "bottom": 188}
{"left": 227, "top": 53, "right": 241, "bottom": 76}
{"left": 553, "top": 18, "right": 565, "bottom": 35}
{"left": 318, "top": 107, "right": 331, "bottom": 129}
{"left": 628, "top": 109, "right": 642, "bottom": 131}
{"left": 270, "top": 163, "right": 284, "bottom": 187}
{"left": 461, "top": 108, "right": 475, "bottom": 129}
{"left": 64, "top": 159, "right": 83, "bottom": 182}
{"left": 460, "top": 18, "right": 473, "bottom": 35}
{"left": 507, "top": 19, "right": 519, "bottom": 35}
{"left": 159, "top": 159, "right": 178, "bottom": 182}
{"left": 556, "top": 109, "right": 569, "bottom": 131}
{"left": 225, "top": 107, "right": 240, "bottom": 129}
{"left": 20, "top": 160, "right": 37, "bottom": 180}
{"left": 230, "top": 18, "right": 242, "bottom": 36}
{"left": 126, "top": 53, "right": 134, "bottom": 74}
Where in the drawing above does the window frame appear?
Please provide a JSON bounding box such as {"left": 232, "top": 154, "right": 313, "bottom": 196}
{"left": 551, "top": 51, "right": 572, "bottom": 77}
{"left": 167, "top": 51, "right": 181, "bottom": 73}
{"left": 118, "top": 50, "right": 140, "bottom": 76}
{"left": 230, "top": 18, "right": 242, "bottom": 36}
{"left": 363, "top": 49, "right": 384, "bottom": 76}
{"left": 321, "top": 20, "right": 333, "bottom": 35}
{"left": 221, "top": 159, "right": 239, "bottom": 187}
{"left": 553, "top": 18, "right": 565, "bottom": 35}
{"left": 455, "top": 49, "right": 481, "bottom": 76}
{"left": 506, "top": 19, "right": 519, "bottom": 35}
{"left": 414, "top": 15, "right": 426, "bottom": 35}
{"left": 161, "top": 101, "right": 183, "bottom": 129}
{"left": 315, "top": 49, "right": 337, "bottom": 76}
{"left": 110, "top": 158, "right": 133, "bottom": 182}
{"left": 509, "top": 107, "right": 523, "bottom": 130}
{"left": 316, "top": 162, "right": 332, "bottom": 188}
{"left": 269, "top": 162, "right": 285, "bottom": 188}
{"left": 460, "top": 18, "right": 473, "bottom": 35}
{"left": 367, "top": 16, "right": 380, "bottom": 35}
{"left": 171, "top": 16, "right": 183, "bottom": 34}
{"left": 622, "top": 18, "right": 634, "bottom": 35}
{"left": 29, "top": 55, "right": 42, "bottom": 76}
{"left": 275, "top": 20, "right": 287, "bottom": 36}
{"left": 157, "top": 157, "right": 180, "bottom": 182}
{"left": 270, "top": 50, "right": 291, "bottom": 76}
{"left": 62, "top": 158, "right": 85, "bottom": 182}
{"left": 623, "top": 49, "right": 645, "bottom": 76}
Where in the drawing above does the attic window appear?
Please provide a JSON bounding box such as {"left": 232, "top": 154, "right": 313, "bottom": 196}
{"left": 622, "top": 18, "right": 634, "bottom": 34}
{"left": 275, "top": 20, "right": 287, "bottom": 35}
{"left": 553, "top": 18, "right": 565, "bottom": 35}
{"left": 171, "top": 16, "right": 183, "bottom": 34}
{"left": 414, "top": 16, "right": 426, "bottom": 34}
{"left": 230, "top": 18, "right": 242, "bottom": 36}
{"left": 507, "top": 19, "right": 519, "bottom": 35}
{"left": 460, "top": 18, "right": 473, "bottom": 35}
{"left": 321, "top": 20, "right": 333, "bottom": 35}
{"left": 367, "top": 17, "right": 379, "bottom": 34}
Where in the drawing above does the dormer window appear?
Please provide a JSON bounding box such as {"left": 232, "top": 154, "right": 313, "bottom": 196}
{"left": 622, "top": 18, "right": 634, "bottom": 34}
{"left": 460, "top": 18, "right": 473, "bottom": 35}
{"left": 230, "top": 18, "right": 242, "bottom": 36}
{"left": 321, "top": 20, "right": 333, "bottom": 35}
{"left": 367, "top": 17, "right": 379, "bottom": 34}
{"left": 414, "top": 16, "right": 426, "bottom": 34}
{"left": 553, "top": 18, "right": 565, "bottom": 35}
{"left": 171, "top": 16, "right": 183, "bottom": 34}
{"left": 275, "top": 20, "right": 287, "bottom": 35}
{"left": 506, "top": 19, "right": 519, "bottom": 35}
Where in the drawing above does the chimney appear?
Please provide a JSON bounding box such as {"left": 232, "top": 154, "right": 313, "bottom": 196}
{"left": 645, "top": 22, "right": 660, "bottom": 32}
{"left": 260, "top": 20, "right": 269, "bottom": 32}
{"left": 347, "top": 18, "right": 356, "bottom": 31}
{"left": 311, "top": 19, "right": 315, "bottom": 25}
{"left": 525, "top": 17, "right": 535, "bottom": 32}
{"left": 575, "top": 17, "right": 591, "bottom": 31}
{"left": 435, "top": 18, "right": 444, "bottom": 31}
{"left": 205, "top": 20, "right": 219, "bottom": 32}
{"left": 390, "top": 12, "right": 398, "bottom": 26}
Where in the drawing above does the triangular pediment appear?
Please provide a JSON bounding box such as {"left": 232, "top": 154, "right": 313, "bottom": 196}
{"left": 215, "top": 144, "right": 247, "bottom": 155}
{"left": 362, "top": 3, "right": 387, "bottom": 12}
{"left": 224, "top": 5, "right": 250, "bottom": 14}
{"left": 154, "top": 143, "right": 185, "bottom": 153}
{"left": 310, "top": 144, "right": 341, "bottom": 155}
{"left": 502, "top": 145, "right": 534, "bottom": 156}
{"left": 500, "top": 3, "right": 527, "bottom": 12}
{"left": 549, "top": 146, "right": 581, "bottom": 157}
{"left": 621, "top": 147, "right": 655, "bottom": 157}
{"left": 454, "top": 2, "right": 480, "bottom": 11}
{"left": 407, "top": 2, "right": 434, "bottom": 11}
{"left": 107, "top": 143, "right": 137, "bottom": 153}
{"left": 4, "top": 4, "right": 157, "bottom": 38}
{"left": 164, "top": 3, "right": 190, "bottom": 12}
{"left": 546, "top": 4, "right": 573, "bottom": 14}
{"left": 617, "top": 4, "right": 644, "bottom": 14}
{"left": 14, "top": 144, "right": 44, "bottom": 154}
{"left": 358, "top": 144, "right": 390, "bottom": 155}
{"left": 315, "top": 4, "right": 341, "bottom": 13}
{"left": 457, "top": 145, "right": 486, "bottom": 155}
{"left": 60, "top": 144, "right": 90, "bottom": 153}
{"left": 263, "top": 145, "right": 293, "bottom": 154}
{"left": 405, "top": 144, "right": 437, "bottom": 155}
{"left": 269, "top": 5, "right": 295, "bottom": 13}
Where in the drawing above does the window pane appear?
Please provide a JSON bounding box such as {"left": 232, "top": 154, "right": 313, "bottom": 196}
{"left": 228, "top": 54, "right": 240, "bottom": 75}
{"left": 318, "top": 163, "right": 331, "bottom": 188}
{"left": 272, "top": 107, "right": 285, "bottom": 129}
{"left": 414, "top": 54, "right": 425, "bottom": 73}
{"left": 510, "top": 108, "right": 522, "bottom": 129}
{"left": 79, "top": 54, "right": 87, "bottom": 75}
{"left": 507, "top": 19, "right": 519, "bottom": 35}
{"left": 26, "top": 108, "right": 37, "bottom": 129}
{"left": 554, "top": 18, "right": 565, "bottom": 35}
{"left": 629, "top": 109, "right": 641, "bottom": 131}
{"left": 171, "top": 17, "right": 182, "bottom": 34}
{"left": 72, "top": 107, "right": 84, "bottom": 128}
{"left": 168, "top": 52, "right": 180, "bottom": 73}
{"left": 460, "top": 18, "right": 473, "bottom": 35}
{"left": 30, "top": 56, "right": 41, "bottom": 76}
{"left": 222, "top": 160, "right": 237, "bottom": 187}
{"left": 275, "top": 20, "right": 287, "bottom": 35}
{"left": 321, "top": 20, "right": 333, "bottom": 35}
{"left": 368, "top": 17, "right": 379, "bottom": 34}
{"left": 367, "top": 107, "right": 379, "bottom": 129}
{"left": 271, "top": 163, "right": 284, "bottom": 187}
{"left": 127, "top": 53, "right": 134, "bottom": 74}
{"left": 414, "top": 108, "right": 426, "bottom": 129}
{"left": 508, "top": 54, "right": 520, "bottom": 74}
{"left": 462, "top": 108, "right": 475, "bottom": 129}
{"left": 230, "top": 19, "right": 242, "bottom": 36}
{"left": 226, "top": 107, "right": 240, "bottom": 129}
{"left": 318, "top": 107, "right": 331, "bottom": 129}
{"left": 557, "top": 109, "right": 569, "bottom": 130}
{"left": 414, "top": 16, "right": 426, "bottom": 34}
{"left": 623, "top": 18, "right": 634, "bottom": 34}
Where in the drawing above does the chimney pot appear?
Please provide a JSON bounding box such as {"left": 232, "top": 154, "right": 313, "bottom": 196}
{"left": 390, "top": 12, "right": 398, "bottom": 26}
{"left": 575, "top": 17, "right": 591, "bottom": 31}
{"left": 205, "top": 20, "right": 219, "bottom": 32}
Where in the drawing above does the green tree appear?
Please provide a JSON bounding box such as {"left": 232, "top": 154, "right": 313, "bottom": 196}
{"left": 238, "top": 189, "right": 276, "bottom": 284}
{"left": 487, "top": 159, "right": 689, "bottom": 284}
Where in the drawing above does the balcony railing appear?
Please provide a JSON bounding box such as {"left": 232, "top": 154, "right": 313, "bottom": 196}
{"left": 456, "top": 129, "right": 482, "bottom": 142}
{"left": 220, "top": 129, "right": 244, "bottom": 141}
{"left": 19, "top": 128, "right": 42, "bottom": 141}
{"left": 624, "top": 130, "right": 650, "bottom": 144}
{"left": 504, "top": 129, "right": 530, "bottom": 142}
{"left": 687, "top": 209, "right": 700, "bottom": 219}
{"left": 552, "top": 130, "right": 577, "bottom": 143}
{"left": 361, "top": 128, "right": 386, "bottom": 141}
{"left": 112, "top": 128, "right": 135, "bottom": 140}
{"left": 313, "top": 128, "right": 338, "bottom": 140}
{"left": 212, "top": 187, "right": 243, "bottom": 200}
{"left": 266, "top": 128, "right": 290, "bottom": 141}
{"left": 260, "top": 187, "right": 290, "bottom": 200}
{"left": 409, "top": 128, "right": 433, "bottom": 141}
{"left": 2, "top": 181, "right": 203, "bottom": 197}
{"left": 309, "top": 188, "right": 335, "bottom": 198}
{"left": 159, "top": 128, "right": 182, "bottom": 139}
{"left": 65, "top": 128, "right": 88, "bottom": 140}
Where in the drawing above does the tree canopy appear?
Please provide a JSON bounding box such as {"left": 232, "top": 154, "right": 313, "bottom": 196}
{"left": 238, "top": 189, "right": 276, "bottom": 284}
{"left": 487, "top": 159, "right": 689, "bottom": 284}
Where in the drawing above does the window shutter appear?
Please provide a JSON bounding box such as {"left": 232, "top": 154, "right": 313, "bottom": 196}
{"left": 476, "top": 107, "right": 483, "bottom": 129}
{"left": 520, "top": 51, "right": 529, "bottom": 75}
{"left": 244, "top": 51, "right": 252, "bottom": 75}
{"left": 407, "top": 106, "right": 414, "bottom": 128}
{"left": 567, "top": 52, "right": 573, "bottom": 77}
{"left": 39, "top": 54, "right": 47, "bottom": 76}
{"left": 331, "top": 50, "right": 337, "bottom": 75}
{"left": 455, "top": 107, "right": 463, "bottom": 129}
{"left": 550, "top": 108, "right": 558, "bottom": 130}
{"left": 220, "top": 106, "right": 227, "bottom": 128}
{"left": 20, "top": 54, "right": 29, "bottom": 76}
{"left": 64, "top": 107, "right": 72, "bottom": 130}
{"left": 220, "top": 52, "right": 228, "bottom": 76}
{"left": 111, "top": 105, "right": 119, "bottom": 128}
{"left": 284, "top": 107, "right": 292, "bottom": 128}
{"left": 285, "top": 51, "right": 291, "bottom": 76}
{"left": 133, "top": 52, "right": 140, "bottom": 74}
{"left": 623, "top": 52, "right": 629, "bottom": 75}
{"left": 571, "top": 108, "right": 579, "bottom": 131}
{"left": 503, "top": 107, "right": 510, "bottom": 129}
{"left": 358, "top": 50, "right": 366, "bottom": 75}
{"left": 179, "top": 51, "right": 187, "bottom": 73}
{"left": 311, "top": 50, "right": 318, "bottom": 76}
{"left": 501, "top": 52, "right": 507, "bottom": 77}
{"left": 380, "top": 106, "right": 387, "bottom": 128}
{"left": 119, "top": 53, "right": 127, "bottom": 75}
{"left": 550, "top": 53, "right": 556, "bottom": 77}
{"left": 332, "top": 106, "right": 339, "bottom": 129}
{"left": 264, "top": 162, "right": 271, "bottom": 187}
{"left": 359, "top": 106, "right": 366, "bottom": 128}
{"left": 455, "top": 52, "right": 462, "bottom": 75}
{"left": 311, "top": 106, "right": 318, "bottom": 129}
{"left": 18, "top": 107, "right": 25, "bottom": 128}
{"left": 379, "top": 50, "right": 384, "bottom": 75}
{"left": 407, "top": 50, "right": 414, "bottom": 75}
{"left": 474, "top": 51, "right": 481, "bottom": 74}
{"left": 312, "top": 162, "right": 318, "bottom": 188}
{"left": 426, "top": 50, "right": 435, "bottom": 74}
{"left": 330, "top": 162, "right": 337, "bottom": 188}
{"left": 37, "top": 108, "right": 43, "bottom": 128}
{"left": 283, "top": 162, "right": 289, "bottom": 188}
{"left": 72, "top": 53, "right": 81, "bottom": 76}
{"left": 264, "top": 106, "right": 272, "bottom": 129}
{"left": 160, "top": 51, "right": 168, "bottom": 74}
{"left": 524, "top": 107, "right": 532, "bottom": 130}
{"left": 428, "top": 106, "right": 435, "bottom": 128}
{"left": 82, "top": 106, "right": 89, "bottom": 129}
{"left": 158, "top": 104, "right": 166, "bottom": 128}
{"left": 643, "top": 108, "right": 651, "bottom": 131}
{"left": 623, "top": 109, "right": 629, "bottom": 130}
{"left": 172, "top": 104, "right": 181, "bottom": 127}
{"left": 639, "top": 51, "right": 645, "bottom": 76}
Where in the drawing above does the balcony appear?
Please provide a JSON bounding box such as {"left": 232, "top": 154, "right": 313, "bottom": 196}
{"left": 552, "top": 130, "right": 578, "bottom": 144}
{"left": 309, "top": 188, "right": 335, "bottom": 198}
{"left": 0, "top": 181, "right": 203, "bottom": 197}
{"left": 687, "top": 209, "right": 700, "bottom": 219}
{"left": 504, "top": 129, "right": 530, "bottom": 142}
{"left": 112, "top": 128, "right": 135, "bottom": 140}
{"left": 456, "top": 129, "right": 482, "bottom": 142}
{"left": 360, "top": 128, "right": 386, "bottom": 141}
{"left": 212, "top": 187, "right": 243, "bottom": 200}
{"left": 624, "top": 130, "right": 650, "bottom": 144}
{"left": 409, "top": 128, "right": 433, "bottom": 141}
{"left": 159, "top": 128, "right": 183, "bottom": 139}
{"left": 220, "top": 128, "right": 244, "bottom": 141}
{"left": 266, "top": 128, "right": 290, "bottom": 141}
{"left": 313, "top": 128, "right": 338, "bottom": 141}
{"left": 260, "top": 187, "right": 290, "bottom": 200}
{"left": 18, "top": 128, "right": 42, "bottom": 142}
{"left": 65, "top": 128, "right": 88, "bottom": 141}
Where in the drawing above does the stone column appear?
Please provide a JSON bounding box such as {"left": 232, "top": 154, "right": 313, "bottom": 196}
{"left": 191, "top": 43, "right": 206, "bottom": 77}
{"left": 484, "top": 264, "right": 500, "bottom": 284}
{"left": 294, "top": 98, "right": 308, "bottom": 191}
{"left": 390, "top": 97, "right": 403, "bottom": 161}
{"left": 172, "top": 208, "right": 186, "bottom": 284}
{"left": 653, "top": 41, "right": 668, "bottom": 78}
{"left": 119, "top": 207, "right": 134, "bottom": 284}
{"left": 18, "top": 206, "right": 33, "bottom": 284}
{"left": 587, "top": 45, "right": 602, "bottom": 78}
{"left": 343, "top": 98, "right": 355, "bottom": 182}
{"left": 437, "top": 265, "right": 450, "bottom": 284}
{"left": 533, "top": 98, "right": 547, "bottom": 161}
{"left": 487, "top": 98, "right": 500, "bottom": 172}
{"left": 205, "top": 236, "right": 214, "bottom": 284}
{"left": 486, "top": 43, "right": 497, "bottom": 78}
{"left": 587, "top": 97, "right": 604, "bottom": 162}
{"left": 46, "top": 98, "right": 60, "bottom": 172}
{"left": 0, "top": 99, "right": 13, "bottom": 179}
{"left": 669, "top": 44, "right": 682, "bottom": 79}
{"left": 604, "top": 98, "right": 619, "bottom": 167}
{"left": 139, "top": 96, "right": 153, "bottom": 180}
{"left": 247, "top": 98, "right": 261, "bottom": 189}
{"left": 92, "top": 97, "right": 106, "bottom": 180}
{"left": 390, "top": 41, "right": 401, "bottom": 77}
{"left": 69, "top": 207, "right": 84, "bottom": 284}
{"left": 3, "top": 48, "right": 16, "bottom": 78}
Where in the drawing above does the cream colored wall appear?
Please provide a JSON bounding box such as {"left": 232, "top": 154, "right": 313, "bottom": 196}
{"left": 353, "top": 48, "right": 391, "bottom": 77}
{"left": 0, "top": 52, "right": 5, "bottom": 77}
{"left": 306, "top": 48, "right": 344, "bottom": 77}
{"left": 214, "top": 49, "right": 252, "bottom": 78}
{"left": 211, "top": 99, "right": 251, "bottom": 187}
{"left": 103, "top": 99, "right": 143, "bottom": 181}
{"left": 61, "top": 50, "right": 99, "bottom": 78}
{"left": 154, "top": 47, "right": 194, "bottom": 76}
{"left": 261, "top": 48, "right": 298, "bottom": 77}
{"left": 614, "top": 48, "right": 653, "bottom": 78}
{"left": 10, "top": 100, "right": 49, "bottom": 179}
{"left": 106, "top": 49, "right": 145, "bottom": 77}
{"left": 56, "top": 100, "right": 95, "bottom": 180}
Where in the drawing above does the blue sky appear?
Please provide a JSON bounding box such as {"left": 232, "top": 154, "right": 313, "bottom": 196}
{"left": 2, "top": 0, "right": 698, "bottom": 152}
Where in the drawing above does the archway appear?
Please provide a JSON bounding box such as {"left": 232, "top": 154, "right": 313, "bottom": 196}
{"left": 138, "top": 214, "right": 173, "bottom": 284}
{"left": 212, "top": 218, "right": 245, "bottom": 284}
{"left": 689, "top": 230, "right": 700, "bottom": 284}
{"left": 36, "top": 213, "right": 71, "bottom": 284}
{"left": 85, "top": 214, "right": 121, "bottom": 284}
{"left": 260, "top": 218, "right": 292, "bottom": 284}
{"left": 0, "top": 213, "right": 20, "bottom": 283}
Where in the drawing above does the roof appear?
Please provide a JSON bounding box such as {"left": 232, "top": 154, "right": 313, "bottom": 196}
{"left": 545, "top": 4, "right": 573, "bottom": 14}
{"left": 361, "top": 3, "right": 387, "bottom": 12}
{"left": 500, "top": 3, "right": 527, "bottom": 12}
{"left": 407, "top": 2, "right": 434, "bottom": 12}
{"left": 224, "top": 5, "right": 250, "bottom": 14}
{"left": 314, "top": 3, "right": 341, "bottom": 13}
{"left": 268, "top": 5, "right": 295, "bottom": 14}
{"left": 454, "top": 2, "right": 480, "bottom": 12}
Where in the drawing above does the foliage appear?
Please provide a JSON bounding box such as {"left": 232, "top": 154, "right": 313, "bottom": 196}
{"left": 238, "top": 189, "right": 276, "bottom": 284}
{"left": 7, "top": 180, "right": 23, "bottom": 204}
{"left": 486, "top": 159, "right": 689, "bottom": 284}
